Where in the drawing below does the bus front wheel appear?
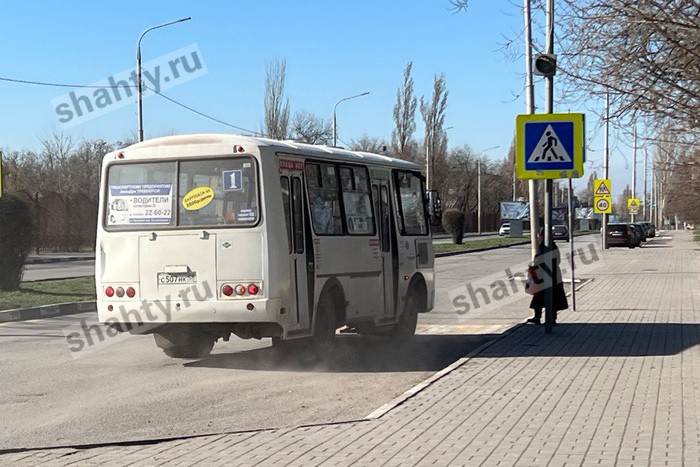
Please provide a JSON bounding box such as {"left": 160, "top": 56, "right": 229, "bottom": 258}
{"left": 154, "top": 329, "right": 215, "bottom": 359}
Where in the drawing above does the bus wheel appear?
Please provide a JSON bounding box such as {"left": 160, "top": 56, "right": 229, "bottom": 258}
{"left": 392, "top": 292, "right": 419, "bottom": 342}
{"left": 310, "top": 294, "right": 336, "bottom": 353}
{"left": 154, "top": 331, "right": 215, "bottom": 359}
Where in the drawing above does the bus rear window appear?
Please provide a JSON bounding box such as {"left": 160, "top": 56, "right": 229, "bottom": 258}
{"left": 105, "top": 157, "right": 258, "bottom": 229}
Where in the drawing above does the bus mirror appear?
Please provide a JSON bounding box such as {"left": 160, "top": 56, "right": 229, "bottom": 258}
{"left": 426, "top": 190, "right": 442, "bottom": 227}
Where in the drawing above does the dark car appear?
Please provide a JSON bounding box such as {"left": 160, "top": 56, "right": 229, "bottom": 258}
{"left": 607, "top": 223, "right": 636, "bottom": 248}
{"left": 641, "top": 221, "right": 656, "bottom": 238}
{"left": 628, "top": 224, "right": 643, "bottom": 247}
{"left": 633, "top": 222, "right": 649, "bottom": 242}
{"left": 553, "top": 224, "right": 569, "bottom": 242}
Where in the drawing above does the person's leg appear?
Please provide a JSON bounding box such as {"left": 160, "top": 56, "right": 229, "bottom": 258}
{"left": 526, "top": 308, "right": 542, "bottom": 324}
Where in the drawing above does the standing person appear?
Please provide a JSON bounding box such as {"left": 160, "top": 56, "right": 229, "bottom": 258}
{"left": 526, "top": 227, "right": 569, "bottom": 325}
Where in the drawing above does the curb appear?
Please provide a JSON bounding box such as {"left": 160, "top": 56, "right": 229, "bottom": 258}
{"left": 26, "top": 256, "right": 95, "bottom": 265}
{"left": 0, "top": 301, "right": 96, "bottom": 323}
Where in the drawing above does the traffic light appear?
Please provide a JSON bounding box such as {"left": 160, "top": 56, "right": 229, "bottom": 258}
{"left": 534, "top": 53, "right": 557, "bottom": 77}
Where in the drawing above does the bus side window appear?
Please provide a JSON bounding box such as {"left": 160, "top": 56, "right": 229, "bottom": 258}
{"left": 280, "top": 176, "right": 292, "bottom": 253}
{"left": 292, "top": 178, "right": 304, "bottom": 253}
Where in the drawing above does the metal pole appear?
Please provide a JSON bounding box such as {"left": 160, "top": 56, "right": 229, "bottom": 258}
{"left": 631, "top": 127, "right": 637, "bottom": 223}
{"left": 137, "top": 17, "right": 191, "bottom": 142}
{"left": 643, "top": 147, "right": 648, "bottom": 221}
{"left": 137, "top": 48, "right": 143, "bottom": 142}
{"left": 568, "top": 178, "right": 576, "bottom": 311}
{"left": 524, "top": 0, "right": 539, "bottom": 260}
{"left": 602, "top": 92, "right": 610, "bottom": 249}
{"left": 478, "top": 160, "right": 482, "bottom": 235}
{"left": 543, "top": 0, "right": 555, "bottom": 334}
{"left": 651, "top": 164, "right": 655, "bottom": 225}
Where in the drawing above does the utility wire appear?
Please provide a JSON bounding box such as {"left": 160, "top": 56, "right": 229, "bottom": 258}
{"left": 0, "top": 75, "right": 260, "bottom": 136}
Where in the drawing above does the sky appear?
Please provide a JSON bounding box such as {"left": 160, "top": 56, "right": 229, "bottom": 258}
{"left": 1, "top": 1, "right": 646, "bottom": 197}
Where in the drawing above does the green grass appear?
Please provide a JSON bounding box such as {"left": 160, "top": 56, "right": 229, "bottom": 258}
{"left": 694, "top": 230, "right": 700, "bottom": 242}
{"left": 434, "top": 237, "right": 528, "bottom": 253}
{"left": 0, "top": 276, "right": 96, "bottom": 311}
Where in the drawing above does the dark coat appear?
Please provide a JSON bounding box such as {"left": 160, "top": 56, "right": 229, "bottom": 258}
{"left": 529, "top": 241, "right": 569, "bottom": 312}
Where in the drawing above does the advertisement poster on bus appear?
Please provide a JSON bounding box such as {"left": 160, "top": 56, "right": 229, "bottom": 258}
{"left": 107, "top": 184, "right": 173, "bottom": 225}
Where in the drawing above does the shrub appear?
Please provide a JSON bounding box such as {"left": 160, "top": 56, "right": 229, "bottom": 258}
{"left": 442, "top": 209, "right": 465, "bottom": 245}
{"left": 0, "top": 195, "right": 34, "bottom": 291}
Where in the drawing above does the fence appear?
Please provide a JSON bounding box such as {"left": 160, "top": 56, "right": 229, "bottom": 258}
{"left": 13, "top": 191, "right": 98, "bottom": 252}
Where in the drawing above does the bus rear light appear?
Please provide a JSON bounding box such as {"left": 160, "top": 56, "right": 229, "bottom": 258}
{"left": 107, "top": 305, "right": 113, "bottom": 312}
{"left": 126, "top": 287, "right": 136, "bottom": 298}
{"left": 235, "top": 145, "right": 245, "bottom": 153}
{"left": 115, "top": 287, "right": 125, "bottom": 298}
{"left": 246, "top": 303, "right": 254, "bottom": 311}
{"left": 235, "top": 285, "right": 246, "bottom": 295}
{"left": 222, "top": 285, "right": 234, "bottom": 296}
{"left": 248, "top": 284, "right": 259, "bottom": 295}
{"left": 117, "top": 152, "right": 125, "bottom": 159}
{"left": 105, "top": 286, "right": 115, "bottom": 297}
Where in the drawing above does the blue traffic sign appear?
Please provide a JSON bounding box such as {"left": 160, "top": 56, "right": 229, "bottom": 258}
{"left": 524, "top": 121, "right": 574, "bottom": 171}
{"left": 515, "top": 113, "right": 585, "bottom": 179}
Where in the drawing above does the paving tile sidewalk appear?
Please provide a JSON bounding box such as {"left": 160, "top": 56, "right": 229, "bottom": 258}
{"left": 3, "top": 232, "right": 698, "bottom": 466}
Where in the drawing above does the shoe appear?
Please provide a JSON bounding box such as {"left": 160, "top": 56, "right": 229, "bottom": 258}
{"left": 525, "top": 317, "right": 541, "bottom": 325}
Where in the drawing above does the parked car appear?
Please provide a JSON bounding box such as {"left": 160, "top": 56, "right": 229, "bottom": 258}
{"left": 499, "top": 222, "right": 510, "bottom": 236}
{"left": 633, "top": 222, "right": 649, "bottom": 242}
{"left": 553, "top": 224, "right": 569, "bottom": 242}
{"left": 642, "top": 221, "right": 656, "bottom": 238}
{"left": 628, "top": 224, "right": 643, "bottom": 247}
{"left": 607, "top": 223, "right": 637, "bottom": 248}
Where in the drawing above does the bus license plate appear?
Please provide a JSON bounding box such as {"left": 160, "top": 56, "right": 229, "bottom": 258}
{"left": 157, "top": 273, "right": 197, "bottom": 285}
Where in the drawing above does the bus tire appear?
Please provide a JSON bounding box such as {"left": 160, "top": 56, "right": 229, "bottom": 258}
{"left": 154, "top": 331, "right": 215, "bottom": 359}
{"left": 310, "top": 294, "right": 336, "bottom": 353}
{"left": 392, "top": 290, "right": 420, "bottom": 342}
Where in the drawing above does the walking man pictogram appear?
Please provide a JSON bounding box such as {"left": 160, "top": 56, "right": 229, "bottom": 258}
{"left": 538, "top": 131, "right": 562, "bottom": 161}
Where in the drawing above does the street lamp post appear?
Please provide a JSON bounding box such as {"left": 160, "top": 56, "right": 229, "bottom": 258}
{"left": 137, "top": 17, "right": 191, "bottom": 142}
{"left": 332, "top": 92, "right": 369, "bottom": 147}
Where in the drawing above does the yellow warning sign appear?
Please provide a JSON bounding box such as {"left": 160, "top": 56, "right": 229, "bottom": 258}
{"left": 594, "top": 179, "right": 612, "bottom": 197}
{"left": 594, "top": 196, "right": 612, "bottom": 214}
{"left": 627, "top": 198, "right": 640, "bottom": 212}
{"left": 182, "top": 186, "right": 214, "bottom": 211}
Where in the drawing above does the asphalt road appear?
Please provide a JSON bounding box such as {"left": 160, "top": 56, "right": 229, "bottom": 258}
{"left": 2, "top": 235, "right": 597, "bottom": 450}
{"left": 23, "top": 260, "right": 95, "bottom": 282}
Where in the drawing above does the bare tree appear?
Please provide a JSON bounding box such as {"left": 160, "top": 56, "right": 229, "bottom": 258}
{"left": 290, "top": 110, "right": 332, "bottom": 145}
{"left": 421, "top": 73, "right": 449, "bottom": 191}
{"left": 553, "top": 1, "right": 700, "bottom": 138}
{"left": 391, "top": 62, "right": 418, "bottom": 161}
{"left": 349, "top": 134, "right": 388, "bottom": 153}
{"left": 263, "top": 59, "right": 290, "bottom": 140}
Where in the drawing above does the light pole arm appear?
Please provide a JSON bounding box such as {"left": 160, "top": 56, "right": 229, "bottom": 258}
{"left": 332, "top": 91, "right": 369, "bottom": 147}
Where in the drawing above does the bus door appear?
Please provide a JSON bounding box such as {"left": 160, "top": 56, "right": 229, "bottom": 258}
{"left": 280, "top": 169, "right": 312, "bottom": 331}
{"left": 372, "top": 180, "right": 398, "bottom": 321}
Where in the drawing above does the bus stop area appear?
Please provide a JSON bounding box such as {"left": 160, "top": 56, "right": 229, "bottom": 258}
{"left": 3, "top": 231, "right": 699, "bottom": 466}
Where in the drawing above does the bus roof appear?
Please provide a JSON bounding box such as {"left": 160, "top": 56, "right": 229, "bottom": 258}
{"left": 120, "top": 133, "right": 422, "bottom": 171}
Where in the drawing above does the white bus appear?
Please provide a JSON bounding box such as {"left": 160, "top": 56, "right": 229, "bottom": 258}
{"left": 96, "top": 134, "right": 439, "bottom": 358}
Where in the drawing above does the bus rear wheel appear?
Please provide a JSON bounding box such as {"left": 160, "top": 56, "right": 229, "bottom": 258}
{"left": 154, "top": 329, "right": 215, "bottom": 359}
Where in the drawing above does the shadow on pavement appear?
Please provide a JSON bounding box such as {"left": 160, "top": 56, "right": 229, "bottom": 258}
{"left": 185, "top": 334, "right": 495, "bottom": 373}
{"left": 479, "top": 323, "right": 700, "bottom": 357}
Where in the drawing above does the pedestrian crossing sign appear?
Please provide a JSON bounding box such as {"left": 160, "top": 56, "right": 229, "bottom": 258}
{"left": 594, "top": 179, "right": 612, "bottom": 197}
{"left": 515, "top": 113, "right": 585, "bottom": 180}
{"left": 628, "top": 198, "right": 640, "bottom": 212}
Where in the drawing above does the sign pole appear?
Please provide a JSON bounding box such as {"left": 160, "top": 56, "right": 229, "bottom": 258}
{"left": 568, "top": 178, "right": 576, "bottom": 311}
{"left": 631, "top": 127, "right": 637, "bottom": 223}
{"left": 602, "top": 93, "right": 610, "bottom": 250}
{"left": 524, "top": 0, "right": 539, "bottom": 261}
{"left": 543, "top": 0, "right": 555, "bottom": 334}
